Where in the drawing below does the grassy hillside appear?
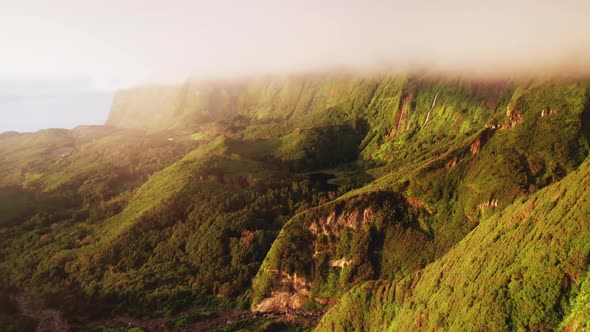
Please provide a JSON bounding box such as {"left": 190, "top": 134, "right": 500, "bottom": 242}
{"left": 317, "top": 156, "right": 590, "bottom": 331}
{"left": 250, "top": 80, "right": 590, "bottom": 312}
{"left": 0, "top": 74, "right": 589, "bottom": 330}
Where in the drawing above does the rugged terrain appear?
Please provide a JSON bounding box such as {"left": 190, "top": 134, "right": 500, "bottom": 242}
{"left": 0, "top": 73, "right": 589, "bottom": 331}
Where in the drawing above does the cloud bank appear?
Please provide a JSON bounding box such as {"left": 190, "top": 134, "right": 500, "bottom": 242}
{"left": 1, "top": 0, "right": 589, "bottom": 87}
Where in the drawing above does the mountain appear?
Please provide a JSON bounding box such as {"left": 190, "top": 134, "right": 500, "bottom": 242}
{"left": 317, "top": 156, "right": 590, "bottom": 331}
{"left": 0, "top": 73, "right": 589, "bottom": 331}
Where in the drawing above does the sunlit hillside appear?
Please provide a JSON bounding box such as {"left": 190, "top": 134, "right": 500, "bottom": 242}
{"left": 0, "top": 74, "right": 589, "bottom": 331}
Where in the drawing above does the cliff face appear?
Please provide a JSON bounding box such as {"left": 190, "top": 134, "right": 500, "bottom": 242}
{"left": 316, "top": 157, "right": 590, "bottom": 332}
{"left": 105, "top": 75, "right": 381, "bottom": 132}
{"left": 1, "top": 74, "right": 589, "bottom": 330}
{"left": 246, "top": 79, "right": 590, "bottom": 314}
{"left": 104, "top": 74, "right": 516, "bottom": 162}
{"left": 106, "top": 84, "right": 186, "bottom": 131}
{"left": 103, "top": 77, "right": 590, "bottom": 317}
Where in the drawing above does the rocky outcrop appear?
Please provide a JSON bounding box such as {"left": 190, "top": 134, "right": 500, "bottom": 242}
{"left": 254, "top": 291, "right": 308, "bottom": 313}
{"left": 406, "top": 197, "right": 426, "bottom": 208}
{"left": 470, "top": 139, "right": 483, "bottom": 154}
{"left": 308, "top": 208, "right": 374, "bottom": 237}
{"left": 253, "top": 270, "right": 311, "bottom": 312}
{"left": 500, "top": 105, "right": 522, "bottom": 129}
{"left": 540, "top": 107, "right": 558, "bottom": 118}
{"left": 255, "top": 206, "right": 376, "bottom": 312}
{"left": 470, "top": 128, "right": 494, "bottom": 155}
{"left": 477, "top": 198, "right": 498, "bottom": 212}
{"left": 447, "top": 156, "right": 459, "bottom": 168}
{"left": 329, "top": 257, "right": 352, "bottom": 268}
{"left": 385, "top": 94, "right": 414, "bottom": 141}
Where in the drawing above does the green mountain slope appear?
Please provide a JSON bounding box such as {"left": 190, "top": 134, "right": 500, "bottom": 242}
{"left": 250, "top": 79, "right": 589, "bottom": 311}
{"left": 0, "top": 73, "right": 589, "bottom": 330}
{"left": 317, "top": 156, "right": 590, "bottom": 331}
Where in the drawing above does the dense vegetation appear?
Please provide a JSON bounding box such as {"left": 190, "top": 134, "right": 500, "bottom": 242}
{"left": 317, "top": 156, "right": 590, "bottom": 331}
{"left": 0, "top": 74, "right": 589, "bottom": 331}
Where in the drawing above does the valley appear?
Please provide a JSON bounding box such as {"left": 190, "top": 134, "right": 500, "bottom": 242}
{"left": 1, "top": 73, "right": 589, "bottom": 331}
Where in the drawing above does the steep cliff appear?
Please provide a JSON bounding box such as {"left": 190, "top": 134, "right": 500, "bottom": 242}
{"left": 250, "top": 79, "right": 590, "bottom": 311}
{"left": 0, "top": 74, "right": 589, "bottom": 330}
{"left": 317, "top": 156, "right": 590, "bottom": 331}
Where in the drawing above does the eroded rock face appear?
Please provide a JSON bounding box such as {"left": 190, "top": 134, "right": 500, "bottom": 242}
{"left": 308, "top": 208, "right": 374, "bottom": 237}
{"left": 447, "top": 157, "right": 459, "bottom": 168}
{"left": 470, "top": 139, "right": 482, "bottom": 154}
{"left": 329, "top": 257, "right": 352, "bottom": 268}
{"left": 540, "top": 107, "right": 558, "bottom": 118}
{"left": 254, "top": 291, "right": 308, "bottom": 312}
{"left": 385, "top": 94, "right": 414, "bottom": 141}
{"left": 500, "top": 105, "right": 523, "bottom": 129}
{"left": 406, "top": 197, "right": 425, "bottom": 209}
{"left": 256, "top": 207, "right": 375, "bottom": 312}
{"left": 477, "top": 199, "right": 499, "bottom": 212}
{"left": 470, "top": 128, "right": 494, "bottom": 155}
{"left": 253, "top": 270, "right": 311, "bottom": 312}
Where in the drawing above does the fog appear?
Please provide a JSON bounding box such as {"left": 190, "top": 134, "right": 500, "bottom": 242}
{"left": 1, "top": 0, "right": 590, "bottom": 132}
{"left": 1, "top": 0, "right": 590, "bottom": 88}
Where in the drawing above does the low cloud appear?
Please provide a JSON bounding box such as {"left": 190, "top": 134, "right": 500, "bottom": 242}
{"left": 1, "top": 0, "right": 589, "bottom": 86}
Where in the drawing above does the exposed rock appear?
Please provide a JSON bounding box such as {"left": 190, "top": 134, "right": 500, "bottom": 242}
{"left": 312, "top": 249, "right": 326, "bottom": 258}
{"left": 254, "top": 291, "right": 308, "bottom": 313}
{"left": 447, "top": 157, "right": 459, "bottom": 168}
{"left": 406, "top": 197, "right": 426, "bottom": 208}
{"left": 308, "top": 208, "right": 374, "bottom": 237}
{"left": 253, "top": 208, "right": 373, "bottom": 312}
{"left": 239, "top": 230, "right": 256, "bottom": 246}
{"left": 385, "top": 94, "right": 414, "bottom": 141}
{"left": 500, "top": 105, "right": 522, "bottom": 129}
{"left": 254, "top": 270, "right": 311, "bottom": 312}
{"left": 470, "top": 129, "right": 494, "bottom": 155}
{"left": 329, "top": 257, "right": 352, "bottom": 268}
{"left": 313, "top": 297, "right": 331, "bottom": 306}
{"left": 477, "top": 199, "right": 499, "bottom": 212}
{"left": 470, "top": 139, "right": 482, "bottom": 154}
{"left": 540, "top": 107, "right": 558, "bottom": 118}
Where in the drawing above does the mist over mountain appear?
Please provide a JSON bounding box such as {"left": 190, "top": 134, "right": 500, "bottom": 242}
{"left": 0, "top": 72, "right": 589, "bottom": 331}
{"left": 1, "top": 1, "right": 590, "bottom": 331}
{"left": 2, "top": 1, "right": 590, "bottom": 134}
{"left": 2, "top": 0, "right": 590, "bottom": 86}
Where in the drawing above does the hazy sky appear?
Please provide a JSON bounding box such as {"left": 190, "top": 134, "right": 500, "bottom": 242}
{"left": 0, "top": 78, "right": 112, "bottom": 133}
{"left": 1, "top": 0, "right": 590, "bottom": 132}
{"left": 2, "top": 0, "right": 590, "bottom": 87}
